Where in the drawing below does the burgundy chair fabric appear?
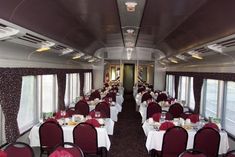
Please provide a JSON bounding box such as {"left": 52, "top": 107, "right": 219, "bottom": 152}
{"left": 4, "top": 142, "right": 34, "bottom": 157}
{"left": 152, "top": 113, "right": 161, "bottom": 122}
{"left": 156, "top": 93, "right": 168, "bottom": 102}
{"left": 160, "top": 126, "right": 188, "bottom": 157}
{"left": 225, "top": 150, "right": 235, "bottom": 157}
{"left": 169, "top": 103, "right": 184, "bottom": 118}
{"left": 39, "top": 121, "right": 64, "bottom": 155}
{"left": 188, "top": 114, "right": 200, "bottom": 123}
{"left": 147, "top": 102, "right": 162, "bottom": 119}
{"left": 0, "top": 150, "right": 7, "bottom": 157}
{"left": 159, "top": 121, "right": 175, "bottom": 131}
{"left": 162, "top": 111, "right": 174, "bottom": 120}
{"left": 66, "top": 107, "right": 76, "bottom": 117}
{"left": 75, "top": 100, "right": 89, "bottom": 116}
{"left": 180, "top": 112, "right": 193, "bottom": 120}
{"left": 89, "top": 90, "right": 101, "bottom": 101}
{"left": 203, "top": 122, "right": 219, "bottom": 131}
{"left": 85, "top": 119, "right": 101, "bottom": 128}
{"left": 137, "top": 87, "right": 145, "bottom": 93}
{"left": 73, "top": 123, "right": 100, "bottom": 155}
{"left": 51, "top": 142, "right": 84, "bottom": 157}
{"left": 95, "top": 102, "right": 110, "bottom": 118}
{"left": 179, "top": 149, "right": 207, "bottom": 157}
{"left": 105, "top": 92, "right": 116, "bottom": 102}
{"left": 193, "top": 127, "right": 220, "bottom": 157}
{"left": 141, "top": 92, "right": 153, "bottom": 103}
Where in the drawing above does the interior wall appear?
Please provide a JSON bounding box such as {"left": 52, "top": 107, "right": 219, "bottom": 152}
{"left": 92, "top": 60, "right": 104, "bottom": 89}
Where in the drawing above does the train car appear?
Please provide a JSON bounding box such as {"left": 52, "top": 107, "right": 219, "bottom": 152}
{"left": 0, "top": 0, "right": 235, "bottom": 157}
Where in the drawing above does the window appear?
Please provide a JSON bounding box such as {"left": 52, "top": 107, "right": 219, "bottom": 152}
{"left": 166, "top": 75, "right": 175, "bottom": 97}
{"left": 38, "top": 75, "right": 58, "bottom": 115}
{"left": 203, "top": 79, "right": 219, "bottom": 118}
{"left": 0, "top": 105, "right": 6, "bottom": 145}
{"left": 65, "top": 73, "right": 80, "bottom": 106}
{"left": 224, "top": 81, "right": 235, "bottom": 136}
{"left": 188, "top": 77, "right": 195, "bottom": 110}
{"left": 17, "top": 76, "right": 37, "bottom": 133}
{"left": 179, "top": 76, "right": 188, "bottom": 102}
{"left": 84, "top": 72, "right": 92, "bottom": 95}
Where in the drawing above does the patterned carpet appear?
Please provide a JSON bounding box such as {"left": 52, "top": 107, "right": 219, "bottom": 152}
{"left": 108, "top": 94, "right": 149, "bottom": 157}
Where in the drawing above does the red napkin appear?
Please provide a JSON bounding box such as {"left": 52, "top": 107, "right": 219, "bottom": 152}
{"left": 188, "top": 114, "right": 199, "bottom": 123}
{"left": 45, "top": 118, "right": 58, "bottom": 124}
{"left": 152, "top": 113, "right": 161, "bottom": 122}
{"left": 159, "top": 121, "right": 175, "bottom": 130}
{"left": 89, "top": 110, "right": 106, "bottom": 118}
{"left": 0, "top": 150, "right": 7, "bottom": 157}
{"left": 204, "top": 122, "right": 219, "bottom": 131}
{"left": 85, "top": 118, "right": 101, "bottom": 127}
{"left": 49, "top": 150, "right": 73, "bottom": 157}
{"left": 54, "top": 111, "right": 69, "bottom": 119}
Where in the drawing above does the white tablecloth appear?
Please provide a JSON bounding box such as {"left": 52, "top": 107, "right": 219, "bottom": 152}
{"left": 89, "top": 103, "right": 120, "bottom": 122}
{"left": 116, "top": 95, "right": 124, "bottom": 106}
{"left": 144, "top": 123, "right": 229, "bottom": 154}
{"left": 29, "top": 124, "right": 111, "bottom": 150}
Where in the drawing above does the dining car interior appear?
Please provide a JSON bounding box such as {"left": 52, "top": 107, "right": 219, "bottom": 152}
{"left": 1, "top": 0, "right": 235, "bottom": 157}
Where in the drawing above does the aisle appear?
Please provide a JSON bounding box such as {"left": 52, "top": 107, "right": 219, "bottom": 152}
{"left": 109, "top": 94, "right": 148, "bottom": 157}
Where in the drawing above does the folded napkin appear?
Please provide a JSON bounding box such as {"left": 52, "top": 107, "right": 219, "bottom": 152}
{"left": 203, "top": 122, "right": 219, "bottom": 131}
{"left": 89, "top": 110, "right": 106, "bottom": 118}
{"left": 85, "top": 118, "right": 101, "bottom": 127}
{"left": 54, "top": 111, "right": 69, "bottom": 119}
{"left": 159, "top": 121, "right": 175, "bottom": 130}
{"left": 152, "top": 113, "right": 161, "bottom": 122}
{"left": 49, "top": 150, "right": 73, "bottom": 157}
{"left": 0, "top": 150, "right": 7, "bottom": 157}
{"left": 188, "top": 114, "right": 199, "bottom": 123}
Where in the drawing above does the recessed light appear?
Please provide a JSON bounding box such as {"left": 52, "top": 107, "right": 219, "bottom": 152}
{"left": 125, "top": 2, "right": 138, "bottom": 12}
{"left": 126, "top": 29, "right": 135, "bottom": 34}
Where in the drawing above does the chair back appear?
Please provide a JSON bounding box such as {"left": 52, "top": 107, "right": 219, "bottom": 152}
{"left": 66, "top": 107, "right": 76, "bottom": 117}
{"left": 75, "top": 100, "right": 89, "bottom": 116}
{"left": 141, "top": 92, "right": 153, "bottom": 103}
{"left": 193, "top": 127, "right": 220, "bottom": 157}
{"left": 180, "top": 111, "right": 193, "bottom": 120}
{"left": 203, "top": 122, "right": 219, "bottom": 131}
{"left": 73, "top": 123, "right": 98, "bottom": 154}
{"left": 89, "top": 110, "right": 107, "bottom": 118}
{"left": 156, "top": 93, "right": 168, "bottom": 102}
{"left": 39, "top": 121, "right": 64, "bottom": 154}
{"left": 225, "top": 150, "right": 235, "bottom": 157}
{"left": 137, "top": 87, "right": 145, "bottom": 93}
{"left": 51, "top": 142, "right": 84, "bottom": 157}
{"left": 95, "top": 102, "right": 110, "bottom": 118}
{"left": 105, "top": 92, "right": 116, "bottom": 102}
{"left": 4, "top": 142, "right": 34, "bottom": 157}
{"left": 89, "top": 90, "right": 101, "bottom": 100}
{"left": 147, "top": 102, "right": 162, "bottom": 119}
{"left": 179, "top": 149, "right": 207, "bottom": 157}
{"left": 162, "top": 110, "right": 174, "bottom": 120}
{"left": 169, "top": 103, "right": 184, "bottom": 118}
{"left": 161, "top": 126, "right": 188, "bottom": 157}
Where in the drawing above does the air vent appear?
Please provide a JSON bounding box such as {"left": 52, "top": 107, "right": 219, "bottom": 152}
{"left": 51, "top": 45, "right": 66, "bottom": 50}
{"left": 217, "top": 37, "right": 235, "bottom": 47}
{"left": 194, "top": 47, "right": 210, "bottom": 53}
{"left": 17, "top": 33, "right": 47, "bottom": 44}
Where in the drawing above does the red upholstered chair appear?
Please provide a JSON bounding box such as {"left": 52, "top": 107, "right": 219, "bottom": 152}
{"left": 180, "top": 111, "right": 193, "bottom": 120}
{"left": 66, "top": 107, "right": 76, "bottom": 117}
{"left": 75, "top": 100, "right": 89, "bottom": 116}
{"left": 169, "top": 103, "right": 184, "bottom": 118}
{"left": 39, "top": 121, "right": 64, "bottom": 156}
{"left": 193, "top": 127, "right": 220, "bottom": 157}
{"left": 152, "top": 113, "right": 161, "bottom": 122}
{"left": 225, "top": 150, "right": 235, "bottom": 157}
{"left": 142, "top": 92, "right": 153, "bottom": 103}
{"left": 73, "top": 123, "right": 104, "bottom": 156}
{"left": 152, "top": 126, "right": 188, "bottom": 157}
{"left": 95, "top": 102, "right": 110, "bottom": 118}
{"left": 137, "top": 87, "right": 145, "bottom": 93}
{"left": 203, "top": 122, "right": 219, "bottom": 131}
{"left": 89, "top": 90, "right": 101, "bottom": 100}
{"left": 156, "top": 93, "right": 168, "bottom": 102}
{"left": 159, "top": 121, "right": 175, "bottom": 130}
{"left": 147, "top": 102, "right": 162, "bottom": 119}
{"left": 162, "top": 110, "right": 174, "bottom": 120}
{"left": 104, "top": 92, "right": 116, "bottom": 102}
{"left": 4, "top": 142, "right": 34, "bottom": 157}
{"left": 179, "top": 149, "right": 207, "bottom": 157}
{"left": 89, "top": 110, "right": 107, "bottom": 118}
{"left": 51, "top": 142, "right": 84, "bottom": 157}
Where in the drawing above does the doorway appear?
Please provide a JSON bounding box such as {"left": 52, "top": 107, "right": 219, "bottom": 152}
{"left": 123, "top": 64, "right": 135, "bottom": 94}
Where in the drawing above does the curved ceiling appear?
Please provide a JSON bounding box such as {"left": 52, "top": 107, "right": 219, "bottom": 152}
{"left": 1, "top": 0, "right": 235, "bottom": 65}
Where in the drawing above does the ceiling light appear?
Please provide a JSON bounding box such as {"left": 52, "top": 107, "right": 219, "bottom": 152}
{"left": 126, "top": 29, "right": 135, "bottom": 34}
{"left": 168, "top": 58, "right": 178, "bottom": 63}
{"left": 88, "top": 58, "right": 95, "bottom": 63}
{"left": 176, "top": 54, "right": 186, "bottom": 61}
{"left": 207, "top": 44, "right": 224, "bottom": 53}
{"left": 83, "top": 55, "right": 92, "bottom": 60}
{"left": 126, "top": 47, "right": 133, "bottom": 60}
{"left": 125, "top": 2, "right": 138, "bottom": 12}
{"left": 72, "top": 52, "right": 84, "bottom": 59}
{"left": 61, "top": 48, "right": 73, "bottom": 55}
{"left": 0, "top": 26, "right": 19, "bottom": 39}
{"left": 126, "top": 42, "right": 135, "bottom": 47}
{"left": 36, "top": 41, "right": 55, "bottom": 52}
{"left": 192, "top": 54, "right": 203, "bottom": 60}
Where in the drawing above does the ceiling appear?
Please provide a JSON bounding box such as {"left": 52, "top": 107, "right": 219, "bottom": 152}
{"left": 1, "top": 0, "right": 235, "bottom": 66}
